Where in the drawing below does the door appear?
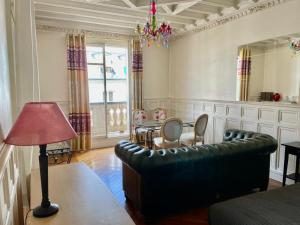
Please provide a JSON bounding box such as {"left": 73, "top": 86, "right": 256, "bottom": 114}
{"left": 87, "top": 44, "right": 129, "bottom": 139}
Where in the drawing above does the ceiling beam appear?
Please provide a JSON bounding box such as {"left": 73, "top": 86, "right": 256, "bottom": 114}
{"left": 36, "top": 18, "right": 134, "bottom": 35}
{"left": 188, "top": 3, "right": 221, "bottom": 14}
{"left": 35, "top": 11, "right": 134, "bottom": 29}
{"left": 35, "top": 6, "right": 140, "bottom": 25}
{"left": 35, "top": 6, "right": 185, "bottom": 29}
{"left": 175, "top": 10, "right": 206, "bottom": 20}
{"left": 135, "top": 0, "right": 201, "bottom": 7}
{"left": 121, "top": 0, "right": 137, "bottom": 8}
{"left": 161, "top": 5, "right": 173, "bottom": 14}
{"left": 35, "top": 0, "right": 195, "bottom": 25}
{"left": 199, "top": 0, "right": 237, "bottom": 8}
{"left": 172, "top": 1, "right": 200, "bottom": 15}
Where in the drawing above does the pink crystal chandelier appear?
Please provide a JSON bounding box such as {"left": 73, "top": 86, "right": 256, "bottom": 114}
{"left": 136, "top": 0, "right": 172, "bottom": 48}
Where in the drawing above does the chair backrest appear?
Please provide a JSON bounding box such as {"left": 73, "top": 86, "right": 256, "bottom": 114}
{"left": 161, "top": 118, "right": 183, "bottom": 142}
{"left": 194, "top": 114, "right": 208, "bottom": 137}
{"left": 152, "top": 108, "right": 167, "bottom": 121}
{"left": 132, "top": 109, "right": 148, "bottom": 126}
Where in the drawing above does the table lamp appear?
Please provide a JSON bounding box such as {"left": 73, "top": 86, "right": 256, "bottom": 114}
{"left": 5, "top": 102, "right": 77, "bottom": 218}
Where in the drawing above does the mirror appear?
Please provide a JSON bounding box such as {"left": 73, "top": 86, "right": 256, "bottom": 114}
{"left": 237, "top": 33, "right": 300, "bottom": 103}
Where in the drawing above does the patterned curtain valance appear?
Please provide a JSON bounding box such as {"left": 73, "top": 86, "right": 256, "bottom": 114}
{"left": 132, "top": 41, "right": 143, "bottom": 73}
{"left": 67, "top": 34, "right": 87, "bottom": 71}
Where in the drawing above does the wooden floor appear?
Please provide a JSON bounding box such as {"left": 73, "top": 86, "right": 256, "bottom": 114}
{"left": 73, "top": 148, "right": 281, "bottom": 225}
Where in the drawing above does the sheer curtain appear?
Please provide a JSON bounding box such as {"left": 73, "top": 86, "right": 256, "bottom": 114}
{"left": 236, "top": 48, "right": 251, "bottom": 101}
{"left": 67, "top": 33, "right": 91, "bottom": 151}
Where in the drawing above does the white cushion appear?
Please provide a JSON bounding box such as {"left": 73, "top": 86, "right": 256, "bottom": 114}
{"left": 181, "top": 132, "right": 204, "bottom": 146}
{"left": 153, "top": 137, "right": 180, "bottom": 149}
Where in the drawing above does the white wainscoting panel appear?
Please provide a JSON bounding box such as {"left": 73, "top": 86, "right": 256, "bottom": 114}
{"left": 0, "top": 145, "right": 23, "bottom": 225}
{"left": 259, "top": 108, "right": 277, "bottom": 122}
{"left": 145, "top": 98, "right": 300, "bottom": 183}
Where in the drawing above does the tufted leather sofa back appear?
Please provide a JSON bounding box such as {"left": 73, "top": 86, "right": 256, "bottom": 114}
{"left": 223, "top": 129, "right": 260, "bottom": 141}
{"left": 115, "top": 129, "right": 278, "bottom": 176}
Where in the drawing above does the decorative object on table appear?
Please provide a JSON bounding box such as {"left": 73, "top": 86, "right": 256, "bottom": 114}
{"left": 281, "top": 142, "right": 300, "bottom": 186}
{"left": 150, "top": 108, "right": 168, "bottom": 141}
{"left": 290, "top": 96, "right": 299, "bottom": 104}
{"left": 237, "top": 48, "right": 251, "bottom": 101}
{"left": 272, "top": 93, "right": 281, "bottom": 102}
{"left": 135, "top": 0, "right": 172, "bottom": 48}
{"left": 47, "top": 141, "right": 72, "bottom": 164}
{"left": 132, "top": 109, "right": 148, "bottom": 144}
{"left": 152, "top": 108, "right": 167, "bottom": 121}
{"left": 153, "top": 117, "right": 183, "bottom": 149}
{"left": 260, "top": 92, "right": 273, "bottom": 101}
{"left": 181, "top": 114, "right": 208, "bottom": 146}
{"left": 289, "top": 39, "right": 300, "bottom": 54}
{"left": 5, "top": 102, "right": 77, "bottom": 218}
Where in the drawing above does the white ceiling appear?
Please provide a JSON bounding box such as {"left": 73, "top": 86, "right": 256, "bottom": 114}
{"left": 34, "top": 0, "right": 282, "bottom": 36}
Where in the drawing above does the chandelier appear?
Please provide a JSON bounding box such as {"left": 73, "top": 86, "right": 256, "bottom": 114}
{"left": 135, "top": 0, "right": 172, "bottom": 48}
{"left": 289, "top": 39, "right": 300, "bottom": 53}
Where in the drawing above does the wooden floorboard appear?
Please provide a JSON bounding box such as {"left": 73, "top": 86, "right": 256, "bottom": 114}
{"left": 72, "top": 148, "right": 281, "bottom": 225}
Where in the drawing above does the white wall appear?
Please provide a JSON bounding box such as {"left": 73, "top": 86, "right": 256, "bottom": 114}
{"left": 143, "top": 46, "right": 169, "bottom": 99}
{"left": 263, "top": 45, "right": 300, "bottom": 98}
{"left": 0, "top": 0, "right": 39, "bottom": 213}
{"left": 0, "top": 0, "right": 13, "bottom": 144}
{"left": 14, "top": 0, "right": 41, "bottom": 204}
{"left": 37, "top": 30, "right": 68, "bottom": 102}
{"left": 36, "top": 30, "right": 170, "bottom": 102}
{"left": 169, "top": 0, "right": 300, "bottom": 101}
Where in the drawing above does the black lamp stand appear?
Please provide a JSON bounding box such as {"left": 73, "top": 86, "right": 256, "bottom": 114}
{"left": 33, "top": 144, "right": 59, "bottom": 218}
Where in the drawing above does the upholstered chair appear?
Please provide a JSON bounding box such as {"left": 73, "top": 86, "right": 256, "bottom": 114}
{"left": 181, "top": 114, "right": 208, "bottom": 146}
{"left": 152, "top": 108, "right": 167, "bottom": 121}
{"left": 132, "top": 109, "right": 148, "bottom": 144}
{"left": 151, "top": 107, "right": 167, "bottom": 139}
{"left": 153, "top": 118, "right": 183, "bottom": 149}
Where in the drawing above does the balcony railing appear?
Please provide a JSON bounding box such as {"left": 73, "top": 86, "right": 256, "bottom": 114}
{"left": 90, "top": 101, "right": 128, "bottom": 137}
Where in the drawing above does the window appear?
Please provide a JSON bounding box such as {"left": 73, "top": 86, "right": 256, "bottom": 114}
{"left": 87, "top": 46, "right": 128, "bottom": 103}
{"left": 87, "top": 45, "right": 129, "bottom": 137}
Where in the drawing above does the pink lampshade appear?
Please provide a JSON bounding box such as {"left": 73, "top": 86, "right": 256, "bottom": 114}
{"left": 5, "top": 102, "right": 77, "bottom": 146}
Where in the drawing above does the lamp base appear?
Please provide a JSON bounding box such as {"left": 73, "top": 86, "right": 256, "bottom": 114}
{"left": 33, "top": 203, "right": 59, "bottom": 218}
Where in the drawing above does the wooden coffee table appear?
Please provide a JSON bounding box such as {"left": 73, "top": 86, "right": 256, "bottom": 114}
{"left": 27, "top": 163, "right": 135, "bottom": 225}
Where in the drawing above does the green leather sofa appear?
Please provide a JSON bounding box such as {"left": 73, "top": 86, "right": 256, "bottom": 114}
{"left": 115, "top": 129, "right": 278, "bottom": 215}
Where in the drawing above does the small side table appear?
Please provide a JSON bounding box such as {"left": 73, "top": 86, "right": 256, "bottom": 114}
{"left": 47, "top": 141, "right": 72, "bottom": 164}
{"left": 282, "top": 142, "right": 300, "bottom": 186}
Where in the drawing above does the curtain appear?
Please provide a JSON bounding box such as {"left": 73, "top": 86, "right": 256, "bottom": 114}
{"left": 132, "top": 40, "right": 143, "bottom": 110}
{"left": 237, "top": 48, "right": 251, "bottom": 101}
{"left": 67, "top": 33, "right": 91, "bottom": 151}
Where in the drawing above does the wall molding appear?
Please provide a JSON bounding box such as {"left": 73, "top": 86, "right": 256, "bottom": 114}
{"left": 36, "top": 24, "right": 133, "bottom": 41}
{"left": 174, "top": 0, "right": 293, "bottom": 39}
